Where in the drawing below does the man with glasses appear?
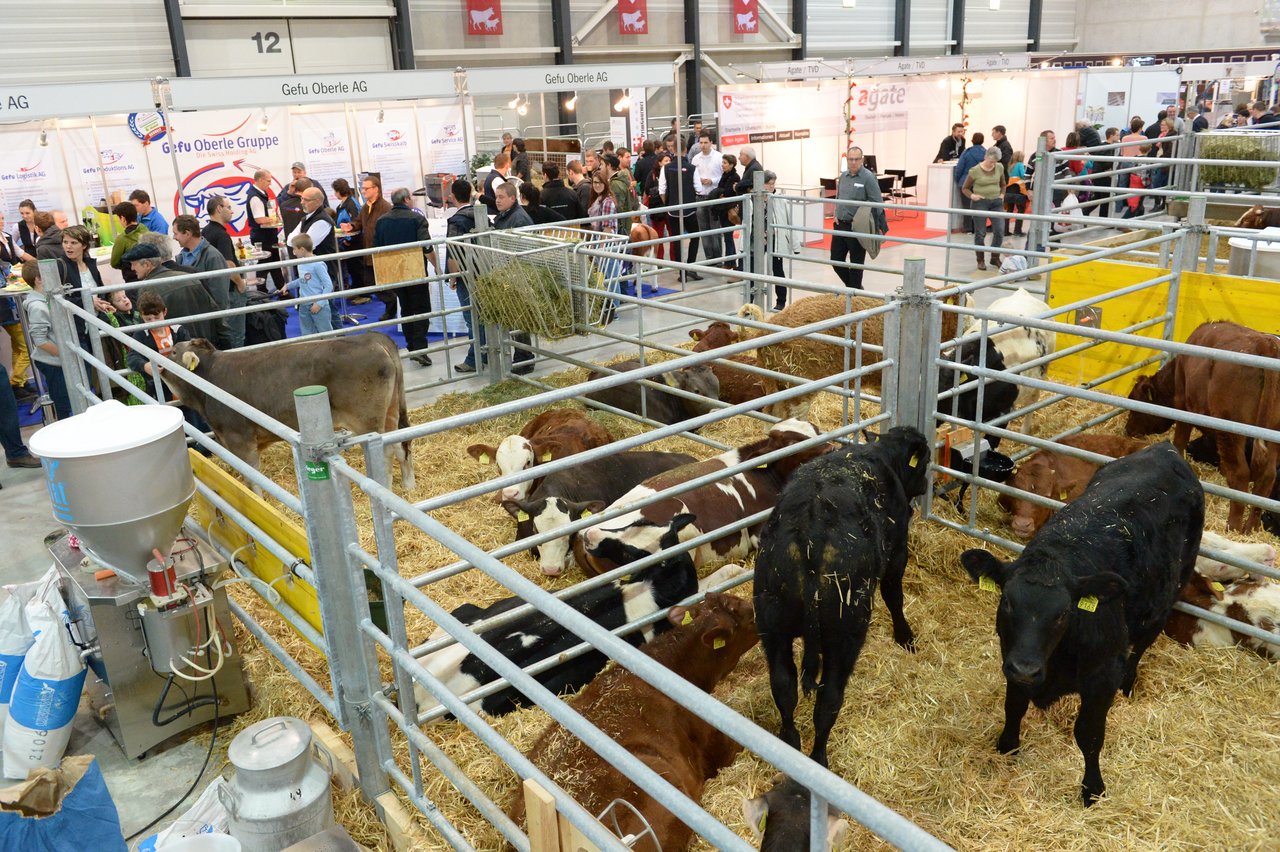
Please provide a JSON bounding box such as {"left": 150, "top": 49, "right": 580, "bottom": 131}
{"left": 830, "top": 147, "right": 886, "bottom": 291}
{"left": 202, "top": 196, "right": 249, "bottom": 347}
{"left": 342, "top": 175, "right": 393, "bottom": 321}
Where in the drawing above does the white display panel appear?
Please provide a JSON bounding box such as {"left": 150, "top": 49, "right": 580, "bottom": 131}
{"left": 186, "top": 19, "right": 298, "bottom": 78}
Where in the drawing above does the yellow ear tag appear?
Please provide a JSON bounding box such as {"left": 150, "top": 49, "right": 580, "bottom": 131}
{"left": 713, "top": 637, "right": 726, "bottom": 650}
{"left": 1211, "top": 581, "right": 1225, "bottom": 592}
{"left": 1077, "top": 595, "right": 1099, "bottom": 613}
{"left": 540, "top": 451, "right": 553, "bottom": 462}
{"left": 681, "top": 611, "right": 693, "bottom": 626}
{"left": 581, "top": 510, "right": 593, "bottom": 518}
{"left": 757, "top": 812, "right": 767, "bottom": 833}
{"left": 1059, "top": 490, "right": 1068, "bottom": 501}
{"left": 516, "top": 511, "right": 529, "bottom": 522}
{"left": 909, "top": 453, "right": 920, "bottom": 468}
{"left": 978, "top": 575, "right": 999, "bottom": 593}
{"left": 478, "top": 453, "right": 489, "bottom": 465}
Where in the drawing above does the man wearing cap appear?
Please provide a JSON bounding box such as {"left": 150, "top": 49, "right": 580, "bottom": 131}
{"left": 123, "top": 243, "right": 223, "bottom": 344}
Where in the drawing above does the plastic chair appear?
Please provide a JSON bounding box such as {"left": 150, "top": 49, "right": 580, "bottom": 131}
{"left": 892, "top": 175, "right": 920, "bottom": 219}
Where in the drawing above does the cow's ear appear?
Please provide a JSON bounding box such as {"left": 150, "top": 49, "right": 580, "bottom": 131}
{"left": 571, "top": 500, "right": 606, "bottom": 520}
{"left": 528, "top": 438, "right": 559, "bottom": 464}
{"left": 467, "top": 444, "right": 497, "bottom": 464}
{"left": 181, "top": 351, "right": 200, "bottom": 371}
{"left": 1072, "top": 571, "right": 1129, "bottom": 602}
{"left": 667, "top": 605, "right": 692, "bottom": 627}
{"left": 961, "top": 549, "right": 1010, "bottom": 587}
{"left": 741, "top": 794, "right": 768, "bottom": 839}
{"left": 861, "top": 428, "right": 880, "bottom": 444}
{"left": 827, "top": 815, "right": 850, "bottom": 849}
{"left": 689, "top": 328, "right": 703, "bottom": 341}
{"left": 500, "top": 499, "right": 530, "bottom": 521}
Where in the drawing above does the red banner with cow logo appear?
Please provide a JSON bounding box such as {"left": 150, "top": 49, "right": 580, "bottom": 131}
{"left": 466, "top": 0, "right": 503, "bottom": 35}
{"left": 733, "top": 0, "right": 759, "bottom": 34}
{"left": 618, "top": 0, "right": 648, "bottom": 35}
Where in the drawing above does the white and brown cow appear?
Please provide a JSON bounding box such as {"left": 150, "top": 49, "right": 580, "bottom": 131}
{"left": 578, "top": 419, "right": 835, "bottom": 575}
{"left": 1165, "top": 573, "right": 1280, "bottom": 661}
{"left": 163, "top": 336, "right": 415, "bottom": 492}
{"left": 467, "top": 409, "right": 614, "bottom": 502}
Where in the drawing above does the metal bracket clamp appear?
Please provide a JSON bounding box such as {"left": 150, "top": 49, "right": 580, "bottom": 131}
{"left": 304, "top": 429, "right": 353, "bottom": 462}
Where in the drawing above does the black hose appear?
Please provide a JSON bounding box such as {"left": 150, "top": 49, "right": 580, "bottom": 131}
{"left": 151, "top": 672, "right": 218, "bottom": 727}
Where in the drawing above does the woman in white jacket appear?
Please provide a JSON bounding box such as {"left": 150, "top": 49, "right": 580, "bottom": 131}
{"left": 764, "top": 171, "right": 801, "bottom": 310}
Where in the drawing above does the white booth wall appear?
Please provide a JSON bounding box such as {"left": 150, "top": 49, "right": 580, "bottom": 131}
{"left": 1076, "top": 67, "right": 1183, "bottom": 132}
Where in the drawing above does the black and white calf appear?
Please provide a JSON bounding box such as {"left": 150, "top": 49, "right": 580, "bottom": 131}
{"left": 754, "top": 426, "right": 930, "bottom": 767}
{"left": 961, "top": 441, "right": 1204, "bottom": 806}
{"left": 414, "top": 515, "right": 741, "bottom": 719}
{"left": 501, "top": 450, "right": 697, "bottom": 576}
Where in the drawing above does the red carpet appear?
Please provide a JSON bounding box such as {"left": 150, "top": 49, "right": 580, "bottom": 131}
{"left": 804, "top": 215, "right": 946, "bottom": 250}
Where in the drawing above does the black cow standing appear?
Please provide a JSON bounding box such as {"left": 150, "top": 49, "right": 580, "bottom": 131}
{"left": 754, "top": 426, "right": 930, "bottom": 767}
{"left": 961, "top": 441, "right": 1204, "bottom": 806}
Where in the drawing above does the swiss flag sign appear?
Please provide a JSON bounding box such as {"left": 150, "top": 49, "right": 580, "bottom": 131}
{"left": 733, "top": 0, "right": 759, "bottom": 34}
{"left": 466, "top": 0, "right": 503, "bottom": 35}
{"left": 618, "top": 0, "right": 648, "bottom": 35}
{"left": 722, "top": 94, "right": 734, "bottom": 110}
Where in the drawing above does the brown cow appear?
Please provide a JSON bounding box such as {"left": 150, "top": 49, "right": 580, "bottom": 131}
{"left": 1233, "top": 205, "right": 1280, "bottom": 230}
{"left": 998, "top": 434, "right": 1148, "bottom": 539}
{"left": 1126, "top": 321, "right": 1280, "bottom": 532}
{"left": 689, "top": 321, "right": 767, "bottom": 406}
{"left": 162, "top": 335, "right": 414, "bottom": 492}
{"left": 1164, "top": 573, "right": 1280, "bottom": 661}
{"left": 505, "top": 592, "right": 759, "bottom": 852}
{"left": 468, "top": 409, "right": 614, "bottom": 503}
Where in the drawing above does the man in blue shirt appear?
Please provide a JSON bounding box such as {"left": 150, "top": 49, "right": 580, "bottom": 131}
{"left": 129, "top": 189, "right": 169, "bottom": 235}
{"left": 953, "top": 132, "right": 986, "bottom": 233}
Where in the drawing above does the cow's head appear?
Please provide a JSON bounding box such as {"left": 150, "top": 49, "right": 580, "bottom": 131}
{"left": 939, "top": 339, "right": 1018, "bottom": 448}
{"left": 470, "top": 434, "right": 551, "bottom": 502}
{"left": 961, "top": 549, "right": 1129, "bottom": 688}
{"left": 742, "top": 774, "right": 849, "bottom": 852}
{"left": 1124, "top": 373, "right": 1175, "bottom": 436}
{"left": 1234, "top": 205, "right": 1266, "bottom": 229}
{"left": 747, "top": 419, "right": 834, "bottom": 481}
{"left": 665, "top": 591, "right": 758, "bottom": 680}
{"left": 689, "top": 321, "right": 739, "bottom": 352}
{"left": 160, "top": 339, "right": 220, "bottom": 408}
{"left": 999, "top": 455, "right": 1068, "bottom": 539}
{"left": 584, "top": 512, "right": 697, "bottom": 576}
{"left": 669, "top": 364, "right": 720, "bottom": 411}
{"left": 503, "top": 496, "right": 606, "bottom": 576}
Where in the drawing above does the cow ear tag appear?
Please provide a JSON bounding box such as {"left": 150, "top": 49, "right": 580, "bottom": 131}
{"left": 478, "top": 453, "right": 489, "bottom": 465}
{"left": 516, "top": 510, "right": 530, "bottom": 522}
{"left": 757, "top": 812, "right": 767, "bottom": 834}
{"left": 681, "top": 611, "right": 694, "bottom": 626}
{"left": 1210, "top": 581, "right": 1225, "bottom": 592}
{"left": 580, "top": 510, "right": 593, "bottom": 518}
{"left": 1077, "top": 595, "right": 1099, "bottom": 612}
{"left": 978, "top": 575, "right": 999, "bottom": 593}
{"left": 909, "top": 452, "right": 921, "bottom": 468}
{"left": 540, "top": 450, "right": 553, "bottom": 462}
{"left": 713, "top": 637, "right": 726, "bottom": 650}
{"left": 1059, "top": 490, "right": 1068, "bottom": 501}
{"left": 182, "top": 352, "right": 200, "bottom": 371}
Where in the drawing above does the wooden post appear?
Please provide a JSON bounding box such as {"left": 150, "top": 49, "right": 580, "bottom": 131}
{"left": 522, "top": 779, "right": 562, "bottom": 852}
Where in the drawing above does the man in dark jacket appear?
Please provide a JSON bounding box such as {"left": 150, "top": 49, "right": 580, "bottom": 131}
{"left": 990, "top": 127, "right": 1014, "bottom": 174}
{"left": 633, "top": 141, "right": 658, "bottom": 194}
{"left": 934, "top": 123, "right": 966, "bottom": 162}
{"left": 734, "top": 146, "right": 763, "bottom": 194}
{"left": 492, "top": 183, "right": 533, "bottom": 230}
{"left": 123, "top": 243, "right": 223, "bottom": 344}
{"left": 341, "top": 175, "right": 391, "bottom": 315}
{"left": 374, "top": 188, "right": 433, "bottom": 366}
{"left": 662, "top": 147, "right": 702, "bottom": 282}
{"left": 540, "top": 164, "right": 584, "bottom": 221}
{"left": 445, "top": 180, "right": 484, "bottom": 373}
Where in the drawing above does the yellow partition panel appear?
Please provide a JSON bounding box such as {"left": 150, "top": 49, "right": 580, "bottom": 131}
{"left": 1045, "top": 259, "right": 1173, "bottom": 395}
{"left": 187, "top": 450, "right": 324, "bottom": 651}
{"left": 1173, "top": 271, "right": 1280, "bottom": 339}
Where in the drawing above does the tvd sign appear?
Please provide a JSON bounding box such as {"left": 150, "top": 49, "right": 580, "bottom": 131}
{"left": 733, "top": 0, "right": 759, "bottom": 34}
{"left": 618, "top": 0, "right": 648, "bottom": 35}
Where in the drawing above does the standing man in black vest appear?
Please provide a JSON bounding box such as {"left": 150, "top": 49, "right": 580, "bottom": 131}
{"left": 288, "top": 187, "right": 340, "bottom": 328}
{"left": 375, "top": 187, "right": 434, "bottom": 367}
{"left": 246, "top": 169, "right": 286, "bottom": 295}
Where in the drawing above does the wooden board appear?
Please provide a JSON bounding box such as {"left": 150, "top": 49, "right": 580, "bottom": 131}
{"left": 187, "top": 449, "right": 324, "bottom": 649}
{"left": 522, "top": 779, "right": 562, "bottom": 852}
{"left": 373, "top": 247, "right": 426, "bottom": 286}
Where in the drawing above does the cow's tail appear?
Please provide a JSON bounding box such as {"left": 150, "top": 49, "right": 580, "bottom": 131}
{"left": 799, "top": 552, "right": 823, "bottom": 696}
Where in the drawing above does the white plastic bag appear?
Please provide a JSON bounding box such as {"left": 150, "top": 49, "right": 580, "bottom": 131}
{"left": 0, "top": 588, "right": 35, "bottom": 737}
{"left": 137, "top": 777, "right": 230, "bottom": 851}
{"left": 2, "top": 601, "right": 87, "bottom": 779}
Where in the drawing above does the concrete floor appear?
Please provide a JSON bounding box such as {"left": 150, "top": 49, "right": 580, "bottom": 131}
{"left": 0, "top": 221, "right": 1105, "bottom": 846}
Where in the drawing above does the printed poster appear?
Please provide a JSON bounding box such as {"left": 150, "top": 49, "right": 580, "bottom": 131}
{"left": 618, "top": 0, "right": 648, "bottom": 35}
{"left": 151, "top": 107, "right": 290, "bottom": 236}
{"left": 733, "top": 0, "right": 759, "bottom": 34}
{"left": 62, "top": 124, "right": 150, "bottom": 213}
{"left": 0, "top": 127, "right": 72, "bottom": 223}
{"left": 418, "top": 104, "right": 468, "bottom": 177}
{"left": 294, "top": 112, "right": 356, "bottom": 206}
{"left": 358, "top": 107, "right": 421, "bottom": 198}
{"left": 466, "top": 0, "right": 503, "bottom": 35}
{"left": 628, "top": 89, "right": 649, "bottom": 153}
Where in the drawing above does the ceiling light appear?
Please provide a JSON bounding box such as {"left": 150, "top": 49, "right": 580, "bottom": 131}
{"left": 257, "top": 110, "right": 269, "bottom": 132}
{"left": 508, "top": 95, "right": 520, "bottom": 109}
{"left": 1110, "top": 58, "right": 1122, "bottom": 66}
{"left": 565, "top": 93, "right": 578, "bottom": 111}
{"left": 614, "top": 90, "right": 632, "bottom": 111}
{"left": 376, "top": 109, "right": 385, "bottom": 124}
{"left": 842, "top": 0, "right": 855, "bottom": 7}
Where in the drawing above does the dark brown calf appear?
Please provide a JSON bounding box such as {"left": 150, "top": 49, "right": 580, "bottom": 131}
{"left": 999, "top": 434, "right": 1148, "bottom": 539}
{"left": 689, "top": 321, "right": 768, "bottom": 406}
{"left": 1126, "top": 321, "right": 1280, "bottom": 532}
{"left": 468, "top": 408, "right": 615, "bottom": 503}
{"left": 1233, "top": 205, "right": 1280, "bottom": 230}
{"left": 505, "top": 592, "right": 759, "bottom": 852}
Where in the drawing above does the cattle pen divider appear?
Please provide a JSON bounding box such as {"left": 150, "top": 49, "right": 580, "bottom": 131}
{"left": 31, "top": 156, "right": 1280, "bottom": 849}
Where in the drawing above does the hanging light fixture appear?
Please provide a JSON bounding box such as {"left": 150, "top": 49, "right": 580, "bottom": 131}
{"left": 38, "top": 129, "right": 48, "bottom": 148}
{"left": 257, "top": 110, "right": 269, "bottom": 132}
{"left": 614, "top": 89, "right": 632, "bottom": 111}
{"left": 517, "top": 99, "right": 528, "bottom": 116}
{"left": 508, "top": 95, "right": 521, "bottom": 109}
{"left": 376, "top": 108, "right": 386, "bottom": 124}
{"left": 842, "top": 0, "right": 855, "bottom": 7}
{"left": 565, "top": 92, "right": 578, "bottom": 111}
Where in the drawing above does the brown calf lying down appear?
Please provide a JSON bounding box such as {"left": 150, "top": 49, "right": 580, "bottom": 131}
{"left": 505, "top": 593, "right": 758, "bottom": 852}
{"left": 998, "top": 434, "right": 1149, "bottom": 539}
{"left": 1233, "top": 205, "right": 1280, "bottom": 230}
{"left": 689, "top": 321, "right": 768, "bottom": 406}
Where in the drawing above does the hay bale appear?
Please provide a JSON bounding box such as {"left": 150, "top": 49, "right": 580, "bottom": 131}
{"left": 471, "top": 260, "right": 572, "bottom": 339}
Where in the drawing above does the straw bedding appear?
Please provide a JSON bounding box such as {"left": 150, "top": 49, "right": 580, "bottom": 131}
{"left": 211, "top": 357, "right": 1278, "bottom": 851}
